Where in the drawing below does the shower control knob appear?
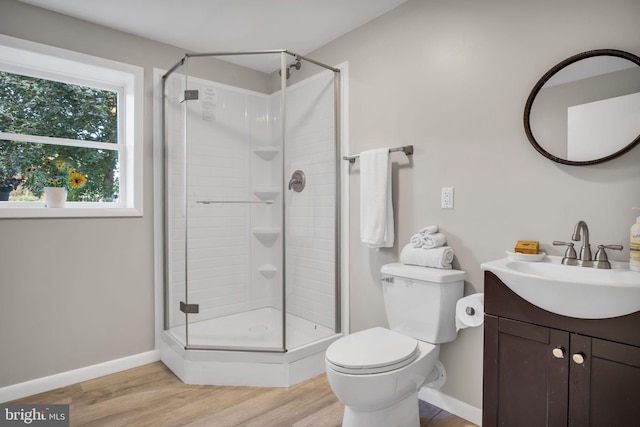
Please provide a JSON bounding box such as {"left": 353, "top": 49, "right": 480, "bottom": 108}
{"left": 288, "top": 170, "right": 306, "bottom": 192}
{"left": 552, "top": 347, "right": 565, "bottom": 358}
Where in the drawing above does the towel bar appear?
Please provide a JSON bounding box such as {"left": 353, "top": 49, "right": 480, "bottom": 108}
{"left": 197, "top": 200, "right": 274, "bottom": 205}
{"left": 342, "top": 145, "right": 413, "bottom": 163}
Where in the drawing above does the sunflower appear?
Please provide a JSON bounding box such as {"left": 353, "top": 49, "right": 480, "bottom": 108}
{"left": 47, "top": 175, "right": 63, "bottom": 186}
{"left": 69, "top": 172, "right": 87, "bottom": 189}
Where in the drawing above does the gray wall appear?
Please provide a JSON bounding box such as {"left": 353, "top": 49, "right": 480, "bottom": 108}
{"left": 0, "top": 0, "right": 271, "bottom": 390}
{"left": 0, "top": 0, "right": 167, "bottom": 387}
{"left": 309, "top": 0, "right": 640, "bottom": 409}
{"left": 1, "top": 0, "right": 640, "bottom": 413}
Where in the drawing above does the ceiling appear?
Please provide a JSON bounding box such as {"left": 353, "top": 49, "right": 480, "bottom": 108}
{"left": 18, "top": 0, "right": 409, "bottom": 72}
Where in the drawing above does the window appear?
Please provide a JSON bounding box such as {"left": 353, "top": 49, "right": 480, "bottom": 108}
{"left": 0, "top": 35, "right": 143, "bottom": 218}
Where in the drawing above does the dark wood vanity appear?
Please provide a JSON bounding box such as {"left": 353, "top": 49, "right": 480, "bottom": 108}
{"left": 483, "top": 271, "right": 640, "bottom": 427}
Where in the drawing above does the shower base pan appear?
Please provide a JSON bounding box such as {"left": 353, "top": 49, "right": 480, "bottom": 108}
{"left": 160, "top": 308, "right": 340, "bottom": 387}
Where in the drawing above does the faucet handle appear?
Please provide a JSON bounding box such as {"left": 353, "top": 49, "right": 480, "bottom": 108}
{"left": 594, "top": 244, "right": 623, "bottom": 261}
{"left": 553, "top": 241, "right": 577, "bottom": 259}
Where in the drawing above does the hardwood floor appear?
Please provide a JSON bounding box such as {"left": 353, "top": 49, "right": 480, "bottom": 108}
{"left": 11, "top": 362, "right": 478, "bottom": 427}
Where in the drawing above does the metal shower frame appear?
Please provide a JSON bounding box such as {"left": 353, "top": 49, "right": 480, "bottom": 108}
{"left": 161, "top": 50, "right": 342, "bottom": 353}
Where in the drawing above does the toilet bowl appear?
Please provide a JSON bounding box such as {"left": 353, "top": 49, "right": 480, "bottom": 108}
{"left": 325, "top": 263, "right": 466, "bottom": 427}
{"left": 325, "top": 327, "right": 440, "bottom": 427}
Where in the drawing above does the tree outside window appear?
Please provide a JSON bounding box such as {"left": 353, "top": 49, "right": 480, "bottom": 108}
{"left": 0, "top": 71, "right": 120, "bottom": 202}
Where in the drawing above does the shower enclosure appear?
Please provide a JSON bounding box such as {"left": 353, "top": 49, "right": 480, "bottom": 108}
{"left": 160, "top": 51, "right": 342, "bottom": 386}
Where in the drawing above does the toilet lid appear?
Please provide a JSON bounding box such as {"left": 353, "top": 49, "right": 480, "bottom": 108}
{"left": 326, "top": 327, "right": 419, "bottom": 375}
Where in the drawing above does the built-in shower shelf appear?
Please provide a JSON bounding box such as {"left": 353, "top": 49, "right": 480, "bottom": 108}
{"left": 258, "top": 264, "right": 278, "bottom": 279}
{"left": 252, "top": 227, "right": 281, "bottom": 247}
{"left": 253, "top": 188, "right": 280, "bottom": 202}
{"left": 253, "top": 146, "right": 280, "bottom": 161}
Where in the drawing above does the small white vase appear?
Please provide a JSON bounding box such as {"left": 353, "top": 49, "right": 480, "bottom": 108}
{"left": 44, "top": 187, "right": 67, "bottom": 208}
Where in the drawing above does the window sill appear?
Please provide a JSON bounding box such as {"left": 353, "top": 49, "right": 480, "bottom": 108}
{"left": 0, "top": 204, "right": 143, "bottom": 218}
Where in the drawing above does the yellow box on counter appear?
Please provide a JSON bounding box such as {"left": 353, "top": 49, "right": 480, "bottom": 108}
{"left": 514, "top": 240, "right": 539, "bottom": 254}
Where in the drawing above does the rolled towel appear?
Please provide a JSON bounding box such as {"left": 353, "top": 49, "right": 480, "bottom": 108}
{"left": 410, "top": 234, "right": 423, "bottom": 248}
{"left": 418, "top": 225, "right": 438, "bottom": 235}
{"left": 410, "top": 232, "right": 446, "bottom": 248}
{"left": 421, "top": 232, "right": 447, "bottom": 249}
{"left": 400, "top": 244, "right": 454, "bottom": 269}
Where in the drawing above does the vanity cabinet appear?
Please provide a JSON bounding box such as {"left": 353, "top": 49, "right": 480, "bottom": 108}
{"left": 483, "top": 271, "right": 640, "bottom": 427}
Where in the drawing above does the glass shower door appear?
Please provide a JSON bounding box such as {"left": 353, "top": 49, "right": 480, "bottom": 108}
{"left": 181, "top": 53, "right": 286, "bottom": 351}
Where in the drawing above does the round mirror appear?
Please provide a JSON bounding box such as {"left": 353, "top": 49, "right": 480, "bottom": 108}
{"left": 524, "top": 49, "right": 640, "bottom": 165}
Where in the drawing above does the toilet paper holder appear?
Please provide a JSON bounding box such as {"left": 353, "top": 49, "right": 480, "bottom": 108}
{"left": 456, "top": 293, "right": 484, "bottom": 332}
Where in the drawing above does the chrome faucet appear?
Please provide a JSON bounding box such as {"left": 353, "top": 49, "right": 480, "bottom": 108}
{"left": 553, "top": 220, "right": 622, "bottom": 269}
{"left": 572, "top": 220, "right": 592, "bottom": 262}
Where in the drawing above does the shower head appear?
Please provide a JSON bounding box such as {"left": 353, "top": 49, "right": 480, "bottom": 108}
{"left": 279, "top": 60, "right": 302, "bottom": 79}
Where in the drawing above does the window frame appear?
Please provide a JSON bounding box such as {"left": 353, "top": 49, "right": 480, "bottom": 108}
{"left": 0, "top": 35, "right": 143, "bottom": 218}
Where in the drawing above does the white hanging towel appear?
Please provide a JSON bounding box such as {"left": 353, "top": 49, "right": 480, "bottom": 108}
{"left": 360, "top": 148, "right": 394, "bottom": 248}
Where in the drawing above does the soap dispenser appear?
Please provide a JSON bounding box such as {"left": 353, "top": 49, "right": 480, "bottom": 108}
{"left": 631, "top": 208, "right": 640, "bottom": 272}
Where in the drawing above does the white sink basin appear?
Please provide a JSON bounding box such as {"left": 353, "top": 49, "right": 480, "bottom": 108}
{"left": 481, "top": 256, "right": 640, "bottom": 319}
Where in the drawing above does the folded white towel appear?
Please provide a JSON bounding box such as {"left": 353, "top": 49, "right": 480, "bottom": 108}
{"left": 410, "top": 232, "right": 447, "bottom": 248}
{"left": 400, "top": 244, "right": 454, "bottom": 269}
{"left": 410, "top": 234, "right": 423, "bottom": 248}
{"left": 422, "top": 232, "right": 447, "bottom": 249}
{"left": 418, "top": 225, "right": 438, "bottom": 235}
{"left": 360, "top": 148, "right": 394, "bottom": 248}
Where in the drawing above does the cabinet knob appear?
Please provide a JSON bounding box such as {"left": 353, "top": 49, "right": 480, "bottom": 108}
{"left": 552, "top": 347, "right": 565, "bottom": 358}
{"left": 572, "top": 353, "right": 585, "bottom": 364}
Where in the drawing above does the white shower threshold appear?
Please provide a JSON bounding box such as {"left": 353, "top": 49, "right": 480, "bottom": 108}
{"left": 161, "top": 308, "right": 341, "bottom": 387}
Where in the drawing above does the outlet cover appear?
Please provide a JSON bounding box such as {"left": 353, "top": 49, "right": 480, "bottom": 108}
{"left": 441, "top": 187, "right": 454, "bottom": 209}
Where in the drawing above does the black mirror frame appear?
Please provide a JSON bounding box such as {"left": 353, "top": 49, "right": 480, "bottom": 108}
{"left": 524, "top": 49, "right": 640, "bottom": 166}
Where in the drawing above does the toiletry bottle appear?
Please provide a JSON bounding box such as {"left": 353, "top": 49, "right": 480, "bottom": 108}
{"left": 631, "top": 208, "right": 640, "bottom": 272}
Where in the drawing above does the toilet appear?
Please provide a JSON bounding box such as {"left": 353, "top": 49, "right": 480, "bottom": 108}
{"left": 325, "top": 263, "right": 466, "bottom": 427}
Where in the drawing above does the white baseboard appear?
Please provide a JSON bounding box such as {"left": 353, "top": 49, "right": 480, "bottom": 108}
{"left": 0, "top": 350, "right": 161, "bottom": 403}
{"left": 419, "top": 387, "right": 482, "bottom": 426}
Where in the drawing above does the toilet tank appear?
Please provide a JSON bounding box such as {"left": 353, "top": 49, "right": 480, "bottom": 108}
{"left": 381, "top": 263, "right": 465, "bottom": 344}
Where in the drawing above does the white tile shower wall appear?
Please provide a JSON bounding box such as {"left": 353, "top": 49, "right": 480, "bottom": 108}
{"left": 250, "top": 94, "right": 284, "bottom": 311}
{"left": 188, "top": 82, "right": 255, "bottom": 323}
{"left": 280, "top": 70, "right": 337, "bottom": 330}
{"left": 169, "top": 76, "right": 272, "bottom": 328}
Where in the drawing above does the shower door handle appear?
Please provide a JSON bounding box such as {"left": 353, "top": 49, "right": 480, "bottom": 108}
{"left": 288, "top": 170, "right": 305, "bottom": 192}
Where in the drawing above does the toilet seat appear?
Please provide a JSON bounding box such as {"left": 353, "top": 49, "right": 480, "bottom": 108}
{"left": 326, "top": 327, "right": 420, "bottom": 375}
